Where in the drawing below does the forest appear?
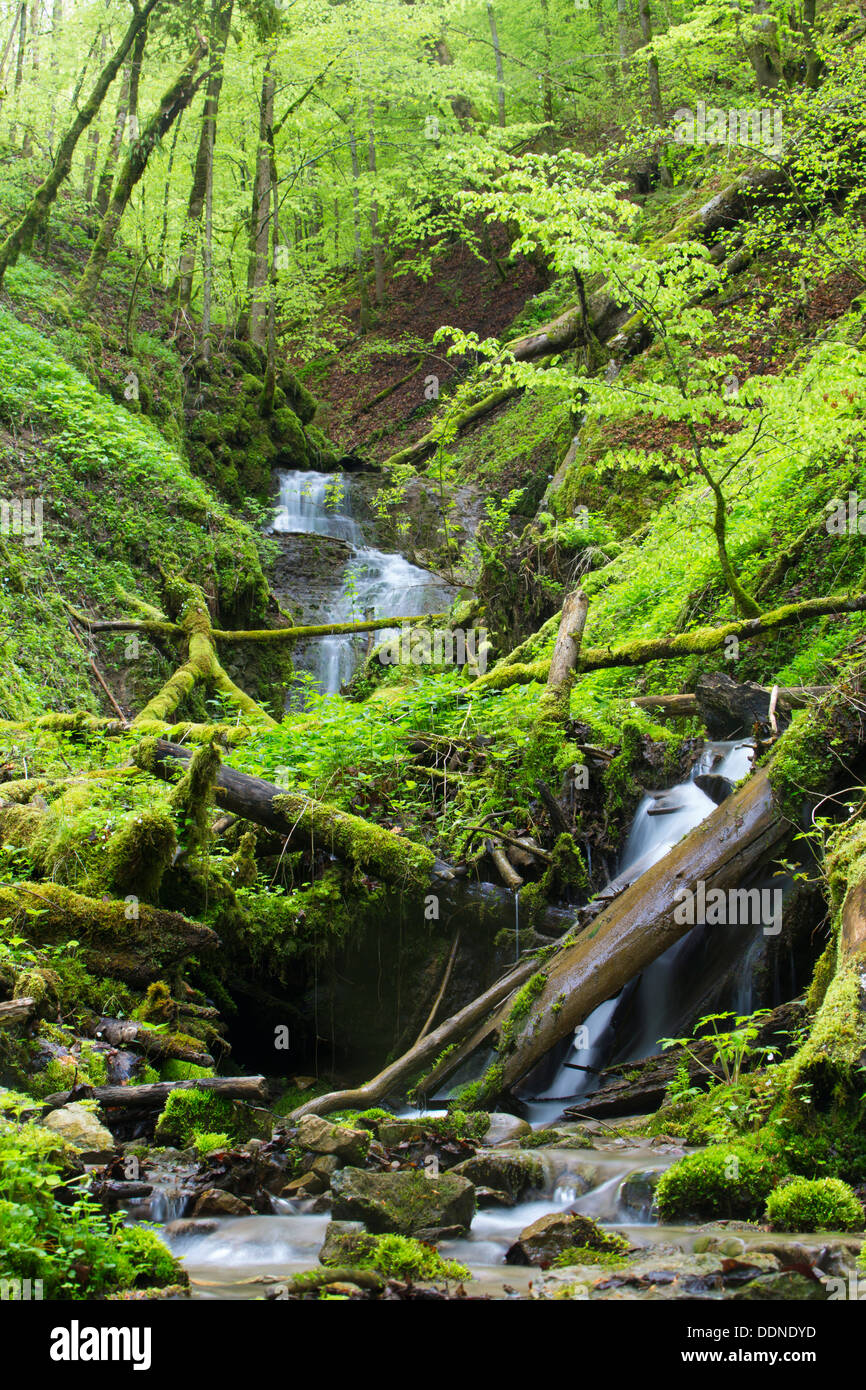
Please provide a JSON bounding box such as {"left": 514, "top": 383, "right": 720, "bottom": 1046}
{"left": 0, "top": 0, "right": 865, "bottom": 1328}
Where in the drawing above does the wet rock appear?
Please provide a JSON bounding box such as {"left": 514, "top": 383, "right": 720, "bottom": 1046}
{"left": 297, "top": 1114, "right": 369, "bottom": 1164}
{"left": 281, "top": 1171, "right": 326, "bottom": 1198}
{"left": 694, "top": 1234, "right": 747, "bottom": 1257}
{"left": 532, "top": 1250, "right": 781, "bottom": 1299}
{"left": 619, "top": 1168, "right": 663, "bottom": 1220}
{"left": 192, "top": 1188, "right": 253, "bottom": 1217}
{"left": 745, "top": 1239, "right": 859, "bottom": 1277}
{"left": 301, "top": 1153, "right": 341, "bottom": 1185}
{"left": 506, "top": 1211, "right": 622, "bottom": 1266}
{"left": 484, "top": 1114, "right": 533, "bottom": 1146}
{"left": 330, "top": 1166, "right": 475, "bottom": 1236}
{"left": 694, "top": 772, "right": 734, "bottom": 805}
{"left": 318, "top": 1220, "right": 374, "bottom": 1266}
{"left": 377, "top": 1122, "right": 427, "bottom": 1146}
{"left": 451, "top": 1152, "right": 543, "bottom": 1206}
{"left": 414, "top": 1226, "right": 466, "bottom": 1243}
{"left": 165, "top": 1218, "right": 219, "bottom": 1237}
{"left": 40, "top": 1103, "right": 115, "bottom": 1152}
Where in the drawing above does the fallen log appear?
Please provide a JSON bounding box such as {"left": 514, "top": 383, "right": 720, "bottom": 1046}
{"left": 86, "top": 1017, "right": 214, "bottom": 1069}
{"left": 465, "top": 592, "right": 866, "bottom": 695}
{"left": 41, "top": 1075, "right": 267, "bottom": 1111}
{"left": 134, "top": 740, "right": 446, "bottom": 892}
{"left": 410, "top": 671, "right": 866, "bottom": 1105}
{"left": 535, "top": 588, "right": 589, "bottom": 728}
{"left": 0, "top": 883, "right": 217, "bottom": 986}
{"left": 0, "top": 997, "right": 36, "bottom": 1028}
{"left": 628, "top": 686, "right": 829, "bottom": 718}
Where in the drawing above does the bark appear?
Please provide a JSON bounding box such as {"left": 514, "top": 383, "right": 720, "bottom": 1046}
{"left": 0, "top": 0, "right": 164, "bottom": 288}
{"left": 241, "top": 56, "right": 275, "bottom": 346}
{"left": 349, "top": 112, "right": 371, "bottom": 333}
{"left": 628, "top": 685, "right": 829, "bottom": 718}
{"left": 95, "top": 28, "right": 147, "bottom": 217}
{"left": 743, "top": 0, "right": 783, "bottom": 88}
{"left": 82, "top": 31, "right": 108, "bottom": 203}
{"left": 0, "top": 996, "right": 36, "bottom": 1028}
{"left": 535, "top": 587, "right": 589, "bottom": 727}
{"left": 487, "top": 2, "right": 506, "bottom": 126}
{"left": 638, "top": 0, "right": 663, "bottom": 122}
{"left": 135, "top": 739, "right": 447, "bottom": 893}
{"left": 42, "top": 1075, "right": 266, "bottom": 1111}
{"left": 173, "top": 0, "right": 233, "bottom": 308}
{"left": 75, "top": 39, "right": 208, "bottom": 309}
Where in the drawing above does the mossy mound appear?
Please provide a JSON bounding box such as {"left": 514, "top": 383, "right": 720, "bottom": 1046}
{"left": 765, "top": 1177, "right": 864, "bottom": 1233}
{"left": 655, "top": 1144, "right": 780, "bottom": 1222}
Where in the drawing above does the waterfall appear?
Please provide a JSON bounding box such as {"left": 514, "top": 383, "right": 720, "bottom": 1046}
{"left": 272, "top": 470, "right": 454, "bottom": 697}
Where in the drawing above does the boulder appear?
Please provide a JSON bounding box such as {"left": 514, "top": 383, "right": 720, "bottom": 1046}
{"left": 281, "top": 1171, "right": 325, "bottom": 1198}
{"left": 296, "top": 1114, "right": 369, "bottom": 1164}
{"left": 40, "top": 1103, "right": 115, "bottom": 1152}
{"left": 451, "top": 1152, "right": 543, "bottom": 1205}
{"left": 618, "top": 1168, "right": 663, "bottom": 1220}
{"left": 318, "top": 1220, "right": 375, "bottom": 1267}
{"left": 506, "top": 1211, "right": 621, "bottom": 1266}
{"left": 330, "top": 1166, "right": 476, "bottom": 1236}
{"left": 483, "top": 1114, "right": 532, "bottom": 1146}
{"left": 192, "top": 1188, "right": 253, "bottom": 1217}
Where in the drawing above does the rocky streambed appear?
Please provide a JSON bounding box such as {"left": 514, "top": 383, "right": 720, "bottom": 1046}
{"left": 90, "top": 1109, "right": 862, "bottom": 1301}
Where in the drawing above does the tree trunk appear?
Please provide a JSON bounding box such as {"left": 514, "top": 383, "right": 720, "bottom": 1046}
{"left": 75, "top": 38, "right": 208, "bottom": 310}
{"left": 487, "top": 1, "right": 506, "bottom": 126}
{"left": 367, "top": 99, "right": 385, "bottom": 304}
{"left": 87, "top": 1017, "right": 214, "bottom": 1069}
{"left": 349, "top": 113, "right": 370, "bottom": 333}
{"left": 173, "top": 0, "right": 234, "bottom": 308}
{"left": 0, "top": 996, "right": 36, "bottom": 1028}
{"left": 241, "top": 55, "right": 275, "bottom": 346}
{"left": 535, "top": 588, "right": 589, "bottom": 727}
{"left": 42, "top": 1075, "right": 267, "bottom": 1111}
{"left": 0, "top": 0, "right": 164, "bottom": 288}
{"left": 82, "top": 31, "right": 108, "bottom": 204}
{"left": 135, "top": 740, "right": 447, "bottom": 893}
{"left": 638, "top": 0, "right": 663, "bottom": 121}
{"left": 94, "top": 26, "right": 147, "bottom": 217}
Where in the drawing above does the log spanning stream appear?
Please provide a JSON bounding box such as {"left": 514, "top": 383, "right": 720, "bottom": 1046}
{"left": 121, "top": 737, "right": 813, "bottom": 1297}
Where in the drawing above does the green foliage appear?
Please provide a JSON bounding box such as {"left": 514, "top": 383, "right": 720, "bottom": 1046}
{"left": 321, "top": 1230, "right": 470, "bottom": 1283}
{"left": 765, "top": 1177, "right": 864, "bottom": 1233}
{"left": 655, "top": 1144, "right": 780, "bottom": 1222}
{"left": 153, "top": 1089, "right": 252, "bottom": 1148}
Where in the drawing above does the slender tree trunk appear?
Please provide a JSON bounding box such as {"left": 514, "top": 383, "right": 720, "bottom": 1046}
{"left": 241, "top": 55, "right": 275, "bottom": 346}
{"left": 261, "top": 117, "right": 280, "bottom": 403}
{"left": 75, "top": 38, "right": 208, "bottom": 310}
{"left": 82, "top": 31, "right": 108, "bottom": 204}
{"left": 348, "top": 112, "right": 370, "bottom": 334}
{"left": 803, "top": 0, "right": 821, "bottom": 88}
{"left": 173, "top": 0, "right": 233, "bottom": 308}
{"left": 10, "top": 0, "right": 26, "bottom": 147}
{"left": 744, "top": 0, "right": 783, "bottom": 88}
{"left": 200, "top": 98, "right": 215, "bottom": 364}
{"left": 0, "top": 0, "right": 164, "bottom": 288}
{"left": 617, "top": 0, "right": 630, "bottom": 77}
{"left": 367, "top": 98, "right": 385, "bottom": 305}
{"left": 638, "top": 0, "right": 663, "bottom": 121}
{"left": 155, "top": 113, "right": 183, "bottom": 276}
{"left": 95, "top": 44, "right": 136, "bottom": 216}
{"left": 487, "top": 1, "right": 506, "bottom": 126}
{"left": 539, "top": 0, "right": 554, "bottom": 126}
{"left": 46, "top": 0, "right": 61, "bottom": 143}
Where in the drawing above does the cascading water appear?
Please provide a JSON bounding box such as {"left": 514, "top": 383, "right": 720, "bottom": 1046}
{"left": 522, "top": 740, "right": 758, "bottom": 1122}
{"left": 272, "top": 469, "right": 454, "bottom": 697}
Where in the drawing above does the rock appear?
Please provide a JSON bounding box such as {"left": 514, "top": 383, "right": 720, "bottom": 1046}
{"left": 732, "top": 1272, "right": 828, "bottom": 1300}
{"left": 451, "top": 1152, "right": 543, "bottom": 1205}
{"left": 40, "top": 1103, "right": 115, "bottom": 1152}
{"left": 300, "top": 1153, "right": 341, "bottom": 1185}
{"left": 693, "top": 1234, "right": 747, "bottom": 1257}
{"left": 281, "top": 1171, "right": 325, "bottom": 1198}
{"left": 377, "top": 1122, "right": 427, "bottom": 1146}
{"left": 483, "top": 1114, "right": 532, "bottom": 1146}
{"left": 414, "top": 1225, "right": 465, "bottom": 1244}
{"left": 192, "top": 1188, "right": 253, "bottom": 1217}
{"left": 531, "top": 1250, "right": 781, "bottom": 1299}
{"left": 318, "top": 1220, "right": 375, "bottom": 1267}
{"left": 330, "top": 1166, "right": 476, "bottom": 1236}
{"left": 506, "top": 1211, "right": 621, "bottom": 1266}
{"left": 165, "top": 1218, "right": 219, "bottom": 1237}
{"left": 694, "top": 772, "right": 734, "bottom": 805}
{"left": 619, "top": 1168, "right": 663, "bottom": 1220}
{"left": 296, "top": 1114, "right": 369, "bottom": 1164}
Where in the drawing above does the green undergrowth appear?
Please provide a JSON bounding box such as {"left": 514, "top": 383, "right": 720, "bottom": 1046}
{"left": 320, "top": 1230, "right": 470, "bottom": 1283}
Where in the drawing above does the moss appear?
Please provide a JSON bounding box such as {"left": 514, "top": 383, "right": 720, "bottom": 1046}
{"left": 765, "top": 1177, "right": 864, "bottom": 1232}
{"left": 153, "top": 1088, "right": 258, "bottom": 1147}
{"left": 168, "top": 740, "right": 221, "bottom": 858}
{"left": 271, "top": 792, "right": 435, "bottom": 891}
{"left": 105, "top": 808, "right": 177, "bottom": 901}
{"left": 552, "top": 1242, "right": 629, "bottom": 1269}
{"left": 655, "top": 1143, "right": 781, "bottom": 1221}
{"left": 320, "top": 1230, "right": 470, "bottom": 1282}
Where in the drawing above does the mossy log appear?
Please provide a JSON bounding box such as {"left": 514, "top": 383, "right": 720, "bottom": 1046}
{"left": 0, "top": 997, "right": 36, "bottom": 1028}
{"left": 381, "top": 385, "right": 520, "bottom": 471}
{"left": 0, "top": 883, "right": 218, "bottom": 986}
{"left": 134, "top": 739, "right": 445, "bottom": 892}
{"left": 534, "top": 587, "right": 589, "bottom": 729}
{"left": 396, "top": 672, "right": 866, "bottom": 1106}
{"left": 627, "top": 685, "right": 829, "bottom": 718}
{"left": 465, "top": 592, "right": 866, "bottom": 695}
{"left": 86, "top": 1017, "right": 214, "bottom": 1069}
{"left": 41, "top": 1075, "right": 267, "bottom": 1111}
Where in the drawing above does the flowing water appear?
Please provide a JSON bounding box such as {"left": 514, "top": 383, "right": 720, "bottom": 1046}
{"left": 272, "top": 470, "right": 454, "bottom": 696}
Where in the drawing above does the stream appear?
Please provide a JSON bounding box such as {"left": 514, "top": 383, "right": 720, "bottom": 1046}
{"left": 126, "top": 731, "right": 816, "bottom": 1298}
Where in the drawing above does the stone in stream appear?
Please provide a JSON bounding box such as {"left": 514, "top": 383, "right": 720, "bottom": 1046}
{"left": 530, "top": 1250, "right": 785, "bottom": 1299}
{"left": 39, "top": 1102, "right": 115, "bottom": 1152}
{"left": 506, "top": 1211, "right": 624, "bottom": 1266}
{"left": 296, "top": 1114, "right": 370, "bottom": 1165}
{"left": 330, "top": 1166, "right": 476, "bottom": 1235}
{"left": 694, "top": 772, "right": 734, "bottom": 805}
{"left": 192, "top": 1188, "right": 253, "bottom": 1217}
{"left": 451, "top": 1152, "right": 544, "bottom": 1207}
{"left": 483, "top": 1113, "right": 532, "bottom": 1146}
{"left": 618, "top": 1168, "right": 663, "bottom": 1221}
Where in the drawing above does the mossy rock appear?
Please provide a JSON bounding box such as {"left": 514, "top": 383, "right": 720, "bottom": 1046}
{"left": 506, "top": 1211, "right": 628, "bottom": 1266}
{"left": 765, "top": 1177, "right": 864, "bottom": 1232}
{"left": 271, "top": 407, "right": 309, "bottom": 466}
{"left": 227, "top": 339, "right": 267, "bottom": 376}
{"left": 277, "top": 369, "right": 316, "bottom": 424}
{"left": 655, "top": 1144, "right": 779, "bottom": 1222}
{"left": 329, "top": 1166, "right": 476, "bottom": 1236}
